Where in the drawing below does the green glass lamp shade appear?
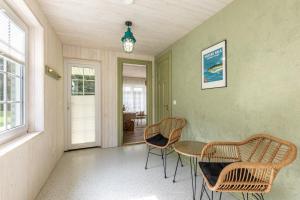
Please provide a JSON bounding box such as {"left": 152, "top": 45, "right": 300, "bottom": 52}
{"left": 121, "top": 27, "right": 136, "bottom": 53}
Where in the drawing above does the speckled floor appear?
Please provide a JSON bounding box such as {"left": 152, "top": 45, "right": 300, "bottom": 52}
{"left": 35, "top": 144, "right": 234, "bottom": 200}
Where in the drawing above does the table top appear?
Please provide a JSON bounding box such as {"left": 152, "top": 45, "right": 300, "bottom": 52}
{"left": 174, "top": 140, "right": 207, "bottom": 157}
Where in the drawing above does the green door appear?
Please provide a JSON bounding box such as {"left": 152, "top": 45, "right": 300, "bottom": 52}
{"left": 157, "top": 52, "right": 171, "bottom": 121}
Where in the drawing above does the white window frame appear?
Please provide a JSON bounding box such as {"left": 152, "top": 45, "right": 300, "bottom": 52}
{"left": 0, "top": 1, "right": 29, "bottom": 144}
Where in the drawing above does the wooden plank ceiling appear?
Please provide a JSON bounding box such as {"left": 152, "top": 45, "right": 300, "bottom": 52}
{"left": 37, "top": 0, "right": 233, "bottom": 55}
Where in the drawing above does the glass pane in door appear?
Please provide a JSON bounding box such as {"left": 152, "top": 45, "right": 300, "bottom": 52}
{"left": 71, "top": 66, "right": 95, "bottom": 144}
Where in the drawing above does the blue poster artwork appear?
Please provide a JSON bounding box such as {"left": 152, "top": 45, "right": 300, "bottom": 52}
{"left": 203, "top": 48, "right": 223, "bottom": 83}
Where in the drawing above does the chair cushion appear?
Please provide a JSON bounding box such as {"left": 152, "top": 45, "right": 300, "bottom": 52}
{"left": 199, "top": 162, "right": 233, "bottom": 186}
{"left": 146, "top": 134, "right": 169, "bottom": 147}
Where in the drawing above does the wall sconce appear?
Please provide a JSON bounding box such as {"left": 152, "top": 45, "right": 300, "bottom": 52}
{"left": 45, "top": 65, "right": 61, "bottom": 80}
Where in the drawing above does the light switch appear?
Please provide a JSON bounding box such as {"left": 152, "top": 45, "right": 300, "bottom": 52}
{"left": 173, "top": 100, "right": 177, "bottom": 105}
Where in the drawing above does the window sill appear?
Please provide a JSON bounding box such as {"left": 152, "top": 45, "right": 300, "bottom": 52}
{"left": 0, "top": 131, "right": 43, "bottom": 157}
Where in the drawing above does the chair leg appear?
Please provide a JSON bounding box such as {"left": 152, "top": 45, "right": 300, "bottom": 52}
{"left": 218, "top": 192, "right": 222, "bottom": 200}
{"left": 162, "top": 149, "right": 165, "bottom": 169}
{"left": 252, "top": 194, "right": 259, "bottom": 200}
{"left": 145, "top": 146, "right": 150, "bottom": 170}
{"left": 242, "top": 193, "right": 246, "bottom": 200}
{"left": 164, "top": 149, "right": 167, "bottom": 178}
{"left": 252, "top": 193, "right": 264, "bottom": 200}
{"left": 242, "top": 193, "right": 250, "bottom": 200}
{"left": 199, "top": 180, "right": 205, "bottom": 200}
{"left": 173, "top": 153, "right": 180, "bottom": 183}
{"left": 200, "top": 182, "right": 213, "bottom": 200}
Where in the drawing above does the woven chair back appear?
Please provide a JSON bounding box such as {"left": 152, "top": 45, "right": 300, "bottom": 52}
{"left": 239, "top": 134, "right": 297, "bottom": 168}
{"left": 159, "top": 118, "right": 186, "bottom": 138}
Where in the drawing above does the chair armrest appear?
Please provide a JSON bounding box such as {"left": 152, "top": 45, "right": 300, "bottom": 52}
{"left": 213, "top": 162, "right": 276, "bottom": 192}
{"left": 144, "top": 123, "right": 161, "bottom": 140}
{"left": 200, "top": 141, "right": 241, "bottom": 162}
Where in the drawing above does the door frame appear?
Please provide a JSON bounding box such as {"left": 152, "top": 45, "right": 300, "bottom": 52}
{"left": 117, "top": 58, "right": 153, "bottom": 146}
{"left": 64, "top": 59, "right": 101, "bottom": 150}
{"left": 155, "top": 51, "right": 172, "bottom": 121}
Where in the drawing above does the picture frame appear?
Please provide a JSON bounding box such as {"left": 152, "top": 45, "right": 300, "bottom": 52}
{"left": 201, "top": 40, "right": 227, "bottom": 89}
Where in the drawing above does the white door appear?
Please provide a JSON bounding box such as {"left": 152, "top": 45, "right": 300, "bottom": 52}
{"left": 65, "top": 59, "right": 101, "bottom": 150}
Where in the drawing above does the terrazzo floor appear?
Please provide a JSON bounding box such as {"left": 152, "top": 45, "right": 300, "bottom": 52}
{"left": 35, "top": 144, "right": 235, "bottom": 200}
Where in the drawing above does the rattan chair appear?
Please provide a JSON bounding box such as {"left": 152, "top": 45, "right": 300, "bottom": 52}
{"left": 144, "top": 117, "right": 186, "bottom": 178}
{"left": 198, "top": 133, "right": 297, "bottom": 200}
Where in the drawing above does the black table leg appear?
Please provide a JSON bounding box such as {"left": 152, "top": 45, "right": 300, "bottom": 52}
{"left": 194, "top": 157, "right": 197, "bottom": 199}
{"left": 199, "top": 178, "right": 205, "bottom": 200}
{"left": 190, "top": 157, "right": 198, "bottom": 200}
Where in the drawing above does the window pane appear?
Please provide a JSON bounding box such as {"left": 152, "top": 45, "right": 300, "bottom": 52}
{"left": 6, "top": 103, "right": 22, "bottom": 129}
{"left": 71, "top": 74, "right": 83, "bottom": 80}
{"left": 10, "top": 20, "right": 26, "bottom": 55}
{"left": 7, "top": 75, "right": 21, "bottom": 101}
{"left": 0, "top": 11, "right": 9, "bottom": 44}
{"left": 84, "top": 75, "right": 95, "bottom": 81}
{"left": 124, "top": 86, "right": 131, "bottom": 92}
{"left": 72, "top": 80, "right": 83, "bottom": 95}
{"left": 0, "top": 73, "right": 4, "bottom": 101}
{"left": 0, "top": 8, "right": 25, "bottom": 135}
{"left": 134, "top": 87, "right": 143, "bottom": 92}
{"left": 71, "top": 66, "right": 83, "bottom": 96}
{"left": 0, "top": 104, "right": 4, "bottom": 131}
{"left": 83, "top": 68, "right": 95, "bottom": 80}
{"left": 72, "top": 67, "right": 83, "bottom": 76}
{"left": 84, "top": 81, "right": 95, "bottom": 95}
{"left": 0, "top": 57, "right": 4, "bottom": 71}
{"left": 83, "top": 68, "right": 95, "bottom": 95}
{"left": 6, "top": 59, "right": 21, "bottom": 76}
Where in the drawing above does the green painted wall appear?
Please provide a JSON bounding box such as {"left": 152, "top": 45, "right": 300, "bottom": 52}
{"left": 156, "top": 0, "right": 300, "bottom": 199}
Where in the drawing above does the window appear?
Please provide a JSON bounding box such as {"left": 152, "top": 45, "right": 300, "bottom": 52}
{"left": 71, "top": 67, "right": 95, "bottom": 96}
{"left": 0, "top": 8, "right": 26, "bottom": 136}
{"left": 123, "top": 79, "right": 146, "bottom": 113}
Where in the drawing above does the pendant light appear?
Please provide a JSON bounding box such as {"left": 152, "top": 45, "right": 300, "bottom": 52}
{"left": 121, "top": 21, "right": 136, "bottom": 53}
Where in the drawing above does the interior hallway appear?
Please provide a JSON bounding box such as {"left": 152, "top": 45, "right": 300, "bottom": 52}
{"left": 123, "top": 126, "right": 145, "bottom": 144}
{"left": 35, "top": 144, "right": 233, "bottom": 200}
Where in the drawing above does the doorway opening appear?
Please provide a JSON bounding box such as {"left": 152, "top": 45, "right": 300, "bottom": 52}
{"left": 117, "top": 58, "right": 152, "bottom": 146}
{"left": 123, "top": 64, "right": 147, "bottom": 144}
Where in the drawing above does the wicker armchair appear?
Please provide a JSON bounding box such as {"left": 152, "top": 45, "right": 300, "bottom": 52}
{"left": 144, "top": 117, "right": 186, "bottom": 178}
{"left": 198, "top": 134, "right": 297, "bottom": 200}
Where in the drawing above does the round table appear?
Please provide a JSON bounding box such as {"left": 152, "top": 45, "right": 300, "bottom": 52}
{"left": 173, "top": 141, "right": 208, "bottom": 200}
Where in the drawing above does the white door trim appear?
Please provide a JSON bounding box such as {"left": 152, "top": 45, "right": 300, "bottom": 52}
{"left": 64, "top": 59, "right": 101, "bottom": 150}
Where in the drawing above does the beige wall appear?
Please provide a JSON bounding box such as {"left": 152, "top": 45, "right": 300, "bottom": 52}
{"left": 0, "top": 0, "right": 64, "bottom": 199}
{"left": 156, "top": 0, "right": 300, "bottom": 199}
{"left": 63, "top": 45, "right": 154, "bottom": 148}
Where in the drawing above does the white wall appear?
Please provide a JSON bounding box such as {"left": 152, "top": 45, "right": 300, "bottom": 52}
{"left": 0, "top": 0, "right": 64, "bottom": 199}
{"left": 63, "top": 45, "right": 154, "bottom": 148}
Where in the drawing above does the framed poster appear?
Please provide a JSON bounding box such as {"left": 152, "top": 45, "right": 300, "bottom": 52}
{"left": 201, "top": 40, "right": 227, "bottom": 89}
